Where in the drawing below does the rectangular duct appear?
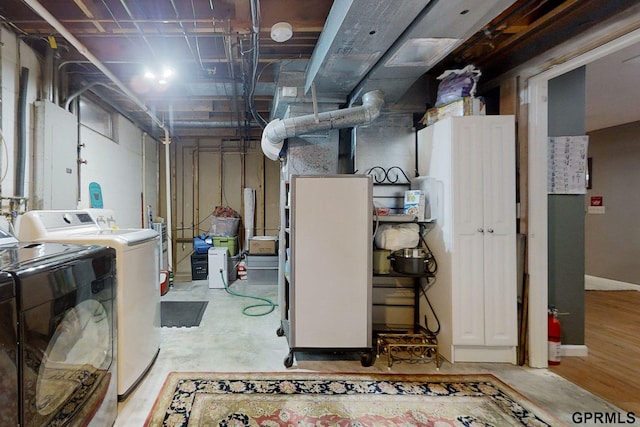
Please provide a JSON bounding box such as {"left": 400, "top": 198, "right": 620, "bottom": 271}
{"left": 305, "top": 0, "right": 517, "bottom": 106}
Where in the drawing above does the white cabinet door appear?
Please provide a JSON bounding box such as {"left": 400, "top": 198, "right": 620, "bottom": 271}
{"left": 420, "top": 115, "right": 517, "bottom": 362}
{"left": 481, "top": 117, "right": 517, "bottom": 346}
{"left": 452, "top": 119, "right": 485, "bottom": 345}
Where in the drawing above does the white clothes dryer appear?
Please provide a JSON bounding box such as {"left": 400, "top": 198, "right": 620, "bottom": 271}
{"left": 16, "top": 210, "right": 161, "bottom": 401}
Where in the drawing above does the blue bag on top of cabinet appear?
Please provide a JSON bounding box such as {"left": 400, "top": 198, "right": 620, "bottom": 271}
{"left": 194, "top": 234, "right": 213, "bottom": 254}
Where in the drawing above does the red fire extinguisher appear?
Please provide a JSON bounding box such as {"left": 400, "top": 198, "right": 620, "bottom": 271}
{"left": 548, "top": 307, "right": 562, "bottom": 365}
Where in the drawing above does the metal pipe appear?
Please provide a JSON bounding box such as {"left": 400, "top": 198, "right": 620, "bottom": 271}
{"left": 169, "top": 0, "right": 198, "bottom": 64}
{"left": 64, "top": 81, "right": 125, "bottom": 111}
{"left": 225, "top": 21, "right": 241, "bottom": 128}
{"left": 44, "top": 47, "right": 54, "bottom": 102}
{"left": 260, "top": 90, "right": 385, "bottom": 161}
{"left": 193, "top": 143, "right": 199, "bottom": 236}
{"left": 118, "top": 0, "right": 156, "bottom": 57}
{"left": 15, "top": 67, "right": 29, "bottom": 197}
{"left": 76, "top": 97, "right": 83, "bottom": 202}
{"left": 141, "top": 132, "right": 147, "bottom": 228}
{"left": 171, "top": 121, "right": 261, "bottom": 128}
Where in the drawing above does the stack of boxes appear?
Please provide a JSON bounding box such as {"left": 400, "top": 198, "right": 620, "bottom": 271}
{"left": 191, "top": 235, "right": 212, "bottom": 280}
{"left": 191, "top": 215, "right": 241, "bottom": 282}
{"left": 190, "top": 213, "right": 279, "bottom": 285}
{"left": 246, "top": 237, "right": 278, "bottom": 285}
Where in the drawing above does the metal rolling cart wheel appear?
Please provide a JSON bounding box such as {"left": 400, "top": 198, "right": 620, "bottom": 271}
{"left": 360, "top": 350, "right": 374, "bottom": 367}
{"left": 284, "top": 350, "right": 295, "bottom": 368}
{"left": 276, "top": 326, "right": 285, "bottom": 337}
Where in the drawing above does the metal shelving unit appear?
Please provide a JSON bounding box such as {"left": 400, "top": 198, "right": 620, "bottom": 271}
{"left": 367, "top": 166, "right": 440, "bottom": 347}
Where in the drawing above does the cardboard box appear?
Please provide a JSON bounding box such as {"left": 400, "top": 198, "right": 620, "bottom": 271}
{"left": 403, "top": 190, "right": 426, "bottom": 221}
{"left": 420, "top": 96, "right": 485, "bottom": 127}
{"left": 248, "top": 237, "right": 278, "bottom": 254}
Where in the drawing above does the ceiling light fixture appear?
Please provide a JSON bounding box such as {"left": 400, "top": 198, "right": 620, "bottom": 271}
{"left": 271, "top": 22, "right": 293, "bottom": 43}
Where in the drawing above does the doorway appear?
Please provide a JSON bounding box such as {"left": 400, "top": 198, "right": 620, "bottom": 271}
{"left": 527, "top": 27, "right": 640, "bottom": 368}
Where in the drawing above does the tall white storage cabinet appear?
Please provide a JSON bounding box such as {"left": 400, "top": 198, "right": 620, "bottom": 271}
{"left": 419, "top": 115, "right": 517, "bottom": 363}
{"left": 282, "top": 175, "right": 373, "bottom": 367}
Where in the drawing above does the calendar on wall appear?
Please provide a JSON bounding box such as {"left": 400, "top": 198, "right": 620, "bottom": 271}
{"left": 547, "top": 135, "right": 589, "bottom": 194}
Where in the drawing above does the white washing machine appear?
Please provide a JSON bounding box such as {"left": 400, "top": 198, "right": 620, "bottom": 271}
{"left": 85, "top": 208, "right": 118, "bottom": 229}
{"left": 16, "top": 210, "right": 161, "bottom": 401}
{"left": 87, "top": 208, "right": 169, "bottom": 273}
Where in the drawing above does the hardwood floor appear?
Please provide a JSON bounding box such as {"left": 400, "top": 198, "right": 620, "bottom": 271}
{"left": 550, "top": 290, "right": 640, "bottom": 414}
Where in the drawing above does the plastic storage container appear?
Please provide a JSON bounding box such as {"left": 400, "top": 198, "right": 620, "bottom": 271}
{"left": 213, "top": 236, "right": 238, "bottom": 256}
{"left": 191, "top": 253, "right": 208, "bottom": 280}
{"left": 228, "top": 254, "right": 240, "bottom": 282}
{"left": 210, "top": 216, "right": 240, "bottom": 236}
{"left": 246, "top": 255, "right": 278, "bottom": 285}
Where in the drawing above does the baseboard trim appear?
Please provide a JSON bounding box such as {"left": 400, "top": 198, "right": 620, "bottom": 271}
{"left": 585, "top": 275, "right": 640, "bottom": 291}
{"left": 561, "top": 344, "right": 588, "bottom": 357}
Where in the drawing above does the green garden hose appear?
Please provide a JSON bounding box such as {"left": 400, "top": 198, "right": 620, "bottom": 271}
{"left": 219, "top": 269, "right": 277, "bottom": 316}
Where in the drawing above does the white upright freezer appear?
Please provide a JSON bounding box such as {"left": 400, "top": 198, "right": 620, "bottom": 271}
{"left": 281, "top": 174, "right": 373, "bottom": 367}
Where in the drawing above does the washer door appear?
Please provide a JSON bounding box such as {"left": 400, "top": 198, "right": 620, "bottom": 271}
{"left": 20, "top": 254, "right": 115, "bottom": 427}
{"left": 36, "top": 300, "right": 110, "bottom": 415}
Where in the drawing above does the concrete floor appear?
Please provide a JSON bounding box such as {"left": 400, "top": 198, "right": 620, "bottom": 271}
{"left": 114, "top": 279, "right": 624, "bottom": 426}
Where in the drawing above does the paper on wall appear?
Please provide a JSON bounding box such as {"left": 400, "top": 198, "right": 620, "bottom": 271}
{"left": 547, "top": 135, "right": 589, "bottom": 194}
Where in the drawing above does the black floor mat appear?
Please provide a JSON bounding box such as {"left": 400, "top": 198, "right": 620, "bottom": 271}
{"left": 161, "top": 301, "right": 208, "bottom": 327}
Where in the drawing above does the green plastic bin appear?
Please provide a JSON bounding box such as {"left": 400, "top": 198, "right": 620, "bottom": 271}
{"left": 213, "top": 236, "right": 238, "bottom": 256}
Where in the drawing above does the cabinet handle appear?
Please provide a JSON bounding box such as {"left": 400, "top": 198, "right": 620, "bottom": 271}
{"left": 487, "top": 228, "right": 494, "bottom": 233}
{"left": 477, "top": 228, "right": 484, "bottom": 233}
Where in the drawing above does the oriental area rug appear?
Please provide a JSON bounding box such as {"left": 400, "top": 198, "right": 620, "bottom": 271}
{"left": 144, "top": 372, "right": 562, "bottom": 426}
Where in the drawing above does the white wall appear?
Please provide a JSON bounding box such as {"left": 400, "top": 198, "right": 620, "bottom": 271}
{"left": 77, "top": 114, "right": 159, "bottom": 228}
{"left": 585, "top": 121, "right": 640, "bottom": 285}
{"left": 0, "top": 27, "right": 159, "bottom": 229}
{"left": 0, "top": 28, "right": 41, "bottom": 207}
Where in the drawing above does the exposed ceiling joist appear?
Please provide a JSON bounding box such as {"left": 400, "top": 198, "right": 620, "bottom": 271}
{"left": 0, "top": 0, "right": 636, "bottom": 140}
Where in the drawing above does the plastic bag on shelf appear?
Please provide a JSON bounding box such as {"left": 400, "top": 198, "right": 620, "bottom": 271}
{"left": 435, "top": 65, "right": 481, "bottom": 106}
{"left": 374, "top": 223, "right": 420, "bottom": 251}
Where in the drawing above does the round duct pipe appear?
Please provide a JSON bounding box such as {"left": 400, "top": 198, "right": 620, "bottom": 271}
{"left": 260, "top": 90, "right": 384, "bottom": 161}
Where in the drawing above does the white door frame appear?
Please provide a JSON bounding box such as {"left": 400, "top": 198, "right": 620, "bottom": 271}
{"left": 527, "top": 28, "right": 640, "bottom": 368}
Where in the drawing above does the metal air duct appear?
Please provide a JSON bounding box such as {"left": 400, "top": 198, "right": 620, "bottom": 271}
{"left": 260, "top": 90, "right": 384, "bottom": 161}
{"left": 304, "top": 0, "right": 517, "bottom": 106}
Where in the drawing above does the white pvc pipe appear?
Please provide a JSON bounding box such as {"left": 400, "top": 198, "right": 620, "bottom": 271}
{"left": 163, "top": 129, "right": 173, "bottom": 270}
{"left": 142, "top": 132, "right": 146, "bottom": 228}
{"left": 243, "top": 188, "right": 256, "bottom": 250}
